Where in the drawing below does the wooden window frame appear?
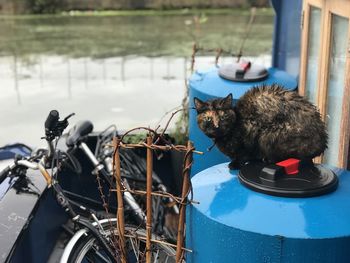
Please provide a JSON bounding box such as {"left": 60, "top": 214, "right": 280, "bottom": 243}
{"left": 299, "top": 0, "right": 350, "bottom": 168}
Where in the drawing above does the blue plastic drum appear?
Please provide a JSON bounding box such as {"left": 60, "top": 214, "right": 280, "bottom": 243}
{"left": 189, "top": 67, "right": 297, "bottom": 176}
{"left": 186, "top": 163, "right": 350, "bottom": 263}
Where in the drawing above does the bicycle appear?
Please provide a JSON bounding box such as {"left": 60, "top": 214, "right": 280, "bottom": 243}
{"left": 64, "top": 120, "right": 179, "bottom": 242}
{"left": 0, "top": 110, "right": 177, "bottom": 263}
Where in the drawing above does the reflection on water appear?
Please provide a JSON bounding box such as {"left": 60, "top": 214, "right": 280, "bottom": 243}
{"left": 0, "top": 55, "right": 187, "bottom": 146}
{"left": 0, "top": 13, "right": 273, "bottom": 147}
{"left": 0, "top": 55, "right": 271, "bottom": 147}
{"left": 0, "top": 12, "right": 274, "bottom": 58}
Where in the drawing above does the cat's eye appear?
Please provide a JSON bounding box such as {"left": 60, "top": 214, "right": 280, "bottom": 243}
{"left": 220, "top": 115, "right": 227, "bottom": 120}
{"left": 205, "top": 116, "right": 212, "bottom": 122}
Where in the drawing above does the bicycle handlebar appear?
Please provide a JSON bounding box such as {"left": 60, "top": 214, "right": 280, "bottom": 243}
{"left": 45, "top": 110, "right": 60, "bottom": 135}
{"left": 1, "top": 109, "right": 73, "bottom": 184}
{"left": 45, "top": 110, "right": 74, "bottom": 142}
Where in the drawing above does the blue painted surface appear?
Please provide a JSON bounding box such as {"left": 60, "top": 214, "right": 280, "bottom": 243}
{"left": 271, "top": 0, "right": 302, "bottom": 78}
{"left": 189, "top": 67, "right": 297, "bottom": 176}
{"left": 186, "top": 163, "right": 350, "bottom": 263}
{"left": 0, "top": 143, "right": 31, "bottom": 160}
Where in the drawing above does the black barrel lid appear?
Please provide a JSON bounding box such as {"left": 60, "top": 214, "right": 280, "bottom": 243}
{"left": 218, "top": 61, "right": 269, "bottom": 82}
{"left": 238, "top": 159, "right": 338, "bottom": 198}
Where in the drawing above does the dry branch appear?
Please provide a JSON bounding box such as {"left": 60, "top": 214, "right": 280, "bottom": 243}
{"left": 146, "top": 136, "right": 153, "bottom": 263}
{"left": 113, "top": 137, "right": 127, "bottom": 263}
{"left": 176, "top": 141, "right": 194, "bottom": 262}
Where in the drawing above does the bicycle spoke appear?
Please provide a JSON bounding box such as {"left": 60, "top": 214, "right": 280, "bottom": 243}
{"left": 84, "top": 244, "right": 113, "bottom": 263}
{"left": 93, "top": 250, "right": 113, "bottom": 263}
{"left": 129, "top": 236, "right": 139, "bottom": 258}
{"left": 153, "top": 249, "right": 159, "bottom": 263}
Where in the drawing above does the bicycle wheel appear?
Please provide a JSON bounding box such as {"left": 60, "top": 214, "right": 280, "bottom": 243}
{"left": 67, "top": 221, "right": 177, "bottom": 263}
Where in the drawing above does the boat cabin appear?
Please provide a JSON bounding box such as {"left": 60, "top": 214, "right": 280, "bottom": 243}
{"left": 272, "top": 0, "right": 350, "bottom": 168}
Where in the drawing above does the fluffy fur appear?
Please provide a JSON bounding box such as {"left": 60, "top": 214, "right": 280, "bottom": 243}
{"left": 194, "top": 84, "right": 328, "bottom": 169}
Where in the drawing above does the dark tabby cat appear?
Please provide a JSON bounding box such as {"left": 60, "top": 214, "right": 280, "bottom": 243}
{"left": 194, "top": 84, "right": 328, "bottom": 169}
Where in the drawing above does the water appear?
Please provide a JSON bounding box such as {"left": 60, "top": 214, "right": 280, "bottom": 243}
{"left": 0, "top": 11, "right": 273, "bottom": 146}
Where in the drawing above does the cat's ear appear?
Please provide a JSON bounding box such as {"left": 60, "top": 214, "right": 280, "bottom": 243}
{"left": 221, "top": 93, "right": 233, "bottom": 108}
{"left": 194, "top": 97, "right": 207, "bottom": 113}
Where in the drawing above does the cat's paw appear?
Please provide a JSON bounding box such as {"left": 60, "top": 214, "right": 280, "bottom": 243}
{"left": 228, "top": 160, "right": 240, "bottom": 170}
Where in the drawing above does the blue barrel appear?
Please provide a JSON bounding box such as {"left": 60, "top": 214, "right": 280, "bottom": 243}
{"left": 189, "top": 67, "right": 298, "bottom": 176}
{"left": 186, "top": 163, "right": 350, "bottom": 263}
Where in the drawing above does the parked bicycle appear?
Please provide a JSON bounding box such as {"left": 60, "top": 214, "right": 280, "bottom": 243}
{"left": 0, "top": 110, "right": 177, "bottom": 262}
{"left": 64, "top": 120, "right": 179, "bottom": 241}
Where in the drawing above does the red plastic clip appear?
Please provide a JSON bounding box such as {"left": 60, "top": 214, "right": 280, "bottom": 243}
{"left": 276, "top": 158, "right": 300, "bottom": 175}
{"left": 240, "top": 61, "right": 251, "bottom": 73}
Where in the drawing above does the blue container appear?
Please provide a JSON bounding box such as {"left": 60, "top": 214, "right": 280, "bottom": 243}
{"left": 189, "top": 67, "right": 297, "bottom": 176}
{"left": 186, "top": 163, "right": 350, "bottom": 263}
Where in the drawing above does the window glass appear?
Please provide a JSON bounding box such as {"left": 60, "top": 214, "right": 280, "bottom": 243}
{"left": 323, "top": 14, "right": 349, "bottom": 166}
{"left": 305, "top": 6, "right": 322, "bottom": 105}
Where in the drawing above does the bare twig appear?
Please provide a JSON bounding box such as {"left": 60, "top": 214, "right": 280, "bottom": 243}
{"left": 154, "top": 108, "right": 187, "bottom": 145}
{"left": 119, "top": 142, "right": 203, "bottom": 155}
{"left": 237, "top": 7, "right": 257, "bottom": 62}
{"left": 215, "top": 48, "right": 223, "bottom": 66}
{"left": 120, "top": 127, "right": 159, "bottom": 142}
{"left": 110, "top": 188, "right": 199, "bottom": 205}
{"left": 154, "top": 105, "right": 182, "bottom": 132}
{"left": 123, "top": 233, "right": 193, "bottom": 253}
{"left": 190, "top": 43, "right": 198, "bottom": 73}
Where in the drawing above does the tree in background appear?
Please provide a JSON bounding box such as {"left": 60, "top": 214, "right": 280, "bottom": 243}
{"left": 27, "top": 0, "right": 64, "bottom": 13}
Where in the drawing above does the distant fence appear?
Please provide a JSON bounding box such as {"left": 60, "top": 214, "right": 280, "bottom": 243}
{"left": 0, "top": 0, "right": 269, "bottom": 14}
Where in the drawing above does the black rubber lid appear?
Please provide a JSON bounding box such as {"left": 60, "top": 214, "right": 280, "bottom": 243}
{"left": 238, "top": 160, "right": 338, "bottom": 198}
{"left": 218, "top": 61, "right": 269, "bottom": 82}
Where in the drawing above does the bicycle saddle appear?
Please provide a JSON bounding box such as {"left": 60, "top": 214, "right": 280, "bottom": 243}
{"left": 66, "top": 120, "right": 94, "bottom": 147}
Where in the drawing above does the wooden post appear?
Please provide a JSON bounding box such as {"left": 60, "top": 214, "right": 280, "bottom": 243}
{"left": 176, "top": 141, "right": 193, "bottom": 262}
{"left": 113, "top": 137, "right": 126, "bottom": 263}
{"left": 146, "top": 136, "right": 153, "bottom": 263}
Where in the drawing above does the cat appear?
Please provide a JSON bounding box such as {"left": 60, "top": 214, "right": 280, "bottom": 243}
{"left": 194, "top": 84, "right": 328, "bottom": 169}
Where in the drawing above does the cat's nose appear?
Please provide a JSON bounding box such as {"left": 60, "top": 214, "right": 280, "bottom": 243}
{"left": 213, "top": 116, "right": 219, "bottom": 128}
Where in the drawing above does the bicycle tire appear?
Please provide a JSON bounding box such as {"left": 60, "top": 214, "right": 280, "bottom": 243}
{"left": 66, "top": 221, "right": 176, "bottom": 263}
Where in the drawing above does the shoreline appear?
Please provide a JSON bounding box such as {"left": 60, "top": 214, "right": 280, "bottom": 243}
{"left": 0, "top": 8, "right": 274, "bottom": 19}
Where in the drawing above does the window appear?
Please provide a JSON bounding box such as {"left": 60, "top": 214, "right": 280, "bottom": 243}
{"left": 305, "top": 6, "right": 322, "bottom": 105}
{"left": 299, "top": 0, "right": 350, "bottom": 168}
